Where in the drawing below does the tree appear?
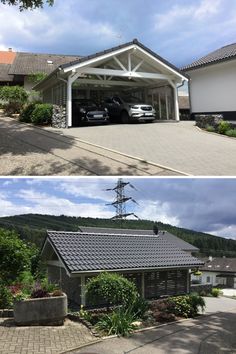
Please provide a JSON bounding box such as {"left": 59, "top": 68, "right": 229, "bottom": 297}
{"left": 0, "top": 0, "right": 53, "bottom": 10}
{"left": 0, "top": 85, "right": 28, "bottom": 115}
{"left": 0, "top": 228, "right": 33, "bottom": 284}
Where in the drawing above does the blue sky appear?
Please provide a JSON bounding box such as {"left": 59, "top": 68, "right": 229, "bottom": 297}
{"left": 0, "top": 178, "right": 236, "bottom": 239}
{"left": 0, "top": 0, "right": 236, "bottom": 66}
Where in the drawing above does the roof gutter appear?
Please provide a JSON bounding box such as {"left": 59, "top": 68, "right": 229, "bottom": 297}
{"left": 70, "top": 263, "right": 204, "bottom": 276}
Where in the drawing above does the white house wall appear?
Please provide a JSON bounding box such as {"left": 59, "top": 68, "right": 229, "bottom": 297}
{"left": 188, "top": 60, "right": 236, "bottom": 113}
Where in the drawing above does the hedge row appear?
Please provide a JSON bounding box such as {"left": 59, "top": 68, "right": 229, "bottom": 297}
{"left": 20, "top": 102, "right": 53, "bottom": 125}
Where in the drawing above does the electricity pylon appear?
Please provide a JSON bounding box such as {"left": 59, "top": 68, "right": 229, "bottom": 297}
{"left": 106, "top": 178, "right": 139, "bottom": 220}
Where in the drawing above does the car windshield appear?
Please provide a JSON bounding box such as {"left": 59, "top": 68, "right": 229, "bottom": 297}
{"left": 120, "top": 95, "right": 140, "bottom": 103}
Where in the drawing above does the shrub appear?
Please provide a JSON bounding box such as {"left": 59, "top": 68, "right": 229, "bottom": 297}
{"left": 153, "top": 311, "right": 176, "bottom": 323}
{"left": 40, "top": 278, "right": 58, "bottom": 293}
{"left": 31, "top": 288, "right": 49, "bottom": 299}
{"left": 217, "top": 120, "right": 231, "bottom": 134}
{"left": 206, "top": 125, "right": 215, "bottom": 132}
{"left": 168, "top": 295, "right": 205, "bottom": 318}
{"left": 211, "top": 288, "right": 221, "bottom": 297}
{"left": 31, "top": 103, "right": 53, "bottom": 125}
{"left": 0, "top": 229, "right": 33, "bottom": 284}
{"left": 51, "top": 289, "right": 64, "bottom": 297}
{"left": 129, "top": 295, "right": 149, "bottom": 320}
{"left": 188, "top": 294, "right": 205, "bottom": 315}
{"left": 19, "top": 102, "right": 38, "bottom": 123}
{"left": 86, "top": 272, "right": 138, "bottom": 308}
{"left": 168, "top": 296, "right": 192, "bottom": 318}
{"left": 225, "top": 129, "right": 236, "bottom": 138}
{"left": 0, "top": 86, "right": 28, "bottom": 115}
{"left": 0, "top": 282, "right": 13, "bottom": 309}
{"left": 96, "top": 307, "right": 137, "bottom": 336}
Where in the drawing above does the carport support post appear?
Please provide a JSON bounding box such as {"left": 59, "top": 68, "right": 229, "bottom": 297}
{"left": 81, "top": 275, "right": 86, "bottom": 306}
{"left": 168, "top": 80, "right": 180, "bottom": 121}
{"left": 66, "top": 75, "right": 74, "bottom": 128}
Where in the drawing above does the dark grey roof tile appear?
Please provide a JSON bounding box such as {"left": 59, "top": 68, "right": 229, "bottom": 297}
{"left": 182, "top": 43, "right": 236, "bottom": 71}
{"left": 47, "top": 231, "right": 203, "bottom": 273}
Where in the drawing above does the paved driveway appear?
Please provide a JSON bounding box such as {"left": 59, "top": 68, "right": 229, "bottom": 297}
{"left": 72, "top": 297, "right": 236, "bottom": 354}
{"left": 0, "top": 116, "right": 178, "bottom": 176}
{"left": 55, "top": 121, "right": 236, "bottom": 176}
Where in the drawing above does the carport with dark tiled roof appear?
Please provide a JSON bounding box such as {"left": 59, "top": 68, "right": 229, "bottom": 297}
{"left": 41, "top": 229, "right": 203, "bottom": 306}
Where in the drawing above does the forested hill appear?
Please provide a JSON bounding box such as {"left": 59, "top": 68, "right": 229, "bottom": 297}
{"left": 0, "top": 214, "right": 236, "bottom": 257}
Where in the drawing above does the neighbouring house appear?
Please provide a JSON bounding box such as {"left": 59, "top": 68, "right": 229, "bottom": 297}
{"left": 0, "top": 48, "right": 81, "bottom": 90}
{"left": 191, "top": 256, "right": 236, "bottom": 289}
{"left": 41, "top": 228, "right": 203, "bottom": 306}
{"left": 33, "top": 39, "right": 188, "bottom": 127}
{"left": 0, "top": 48, "right": 16, "bottom": 86}
{"left": 182, "top": 43, "right": 236, "bottom": 120}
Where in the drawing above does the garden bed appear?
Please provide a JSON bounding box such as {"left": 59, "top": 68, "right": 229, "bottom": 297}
{"left": 69, "top": 294, "right": 206, "bottom": 337}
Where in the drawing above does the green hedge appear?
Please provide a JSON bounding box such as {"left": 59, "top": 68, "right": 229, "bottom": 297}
{"left": 86, "top": 272, "right": 138, "bottom": 308}
{"left": 31, "top": 103, "right": 53, "bottom": 125}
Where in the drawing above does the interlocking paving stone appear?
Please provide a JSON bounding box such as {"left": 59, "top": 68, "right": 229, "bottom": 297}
{"left": 0, "top": 318, "right": 96, "bottom": 354}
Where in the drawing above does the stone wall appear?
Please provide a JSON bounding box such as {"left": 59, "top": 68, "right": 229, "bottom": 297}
{"left": 195, "top": 115, "right": 223, "bottom": 129}
{"left": 52, "top": 105, "right": 67, "bottom": 128}
{"left": 190, "top": 284, "right": 213, "bottom": 294}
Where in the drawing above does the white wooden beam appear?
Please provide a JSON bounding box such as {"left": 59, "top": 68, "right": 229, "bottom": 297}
{"left": 114, "top": 56, "right": 127, "bottom": 71}
{"left": 63, "top": 44, "right": 135, "bottom": 73}
{"left": 67, "top": 75, "right": 73, "bottom": 127}
{"left": 75, "top": 67, "right": 171, "bottom": 80}
{"left": 133, "top": 59, "right": 144, "bottom": 72}
{"left": 168, "top": 79, "right": 180, "bottom": 121}
{"left": 73, "top": 78, "right": 147, "bottom": 87}
{"left": 128, "top": 52, "right": 132, "bottom": 71}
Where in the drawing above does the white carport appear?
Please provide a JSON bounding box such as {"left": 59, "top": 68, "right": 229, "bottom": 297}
{"left": 35, "top": 39, "right": 187, "bottom": 127}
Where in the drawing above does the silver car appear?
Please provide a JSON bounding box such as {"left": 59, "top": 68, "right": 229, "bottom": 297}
{"left": 104, "top": 95, "right": 156, "bottom": 123}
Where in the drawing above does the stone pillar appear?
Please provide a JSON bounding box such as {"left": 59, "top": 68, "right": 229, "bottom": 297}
{"left": 52, "top": 105, "right": 67, "bottom": 128}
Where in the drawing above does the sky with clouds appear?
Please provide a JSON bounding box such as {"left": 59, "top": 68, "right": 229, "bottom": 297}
{"left": 0, "top": 0, "right": 236, "bottom": 67}
{"left": 0, "top": 177, "right": 236, "bottom": 240}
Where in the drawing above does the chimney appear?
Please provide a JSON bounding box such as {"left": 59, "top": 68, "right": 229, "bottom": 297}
{"left": 8, "top": 48, "right": 12, "bottom": 52}
{"left": 153, "top": 222, "right": 159, "bottom": 235}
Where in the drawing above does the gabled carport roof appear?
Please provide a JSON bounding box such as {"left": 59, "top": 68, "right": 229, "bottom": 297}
{"left": 60, "top": 39, "right": 188, "bottom": 78}
{"left": 34, "top": 39, "right": 188, "bottom": 90}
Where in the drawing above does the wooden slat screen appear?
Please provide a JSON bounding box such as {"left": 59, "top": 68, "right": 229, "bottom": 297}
{"left": 144, "top": 269, "right": 188, "bottom": 299}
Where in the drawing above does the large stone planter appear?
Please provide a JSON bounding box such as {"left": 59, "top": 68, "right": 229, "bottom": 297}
{"left": 14, "top": 294, "right": 67, "bottom": 326}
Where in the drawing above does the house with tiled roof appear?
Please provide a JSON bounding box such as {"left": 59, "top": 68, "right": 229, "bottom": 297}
{"left": 192, "top": 256, "right": 236, "bottom": 289}
{"left": 0, "top": 48, "right": 81, "bottom": 90}
{"left": 182, "top": 43, "right": 236, "bottom": 120}
{"left": 41, "top": 228, "right": 203, "bottom": 306}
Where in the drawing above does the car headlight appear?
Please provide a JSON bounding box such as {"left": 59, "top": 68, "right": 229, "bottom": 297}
{"left": 131, "top": 105, "right": 139, "bottom": 109}
{"left": 80, "top": 108, "right": 86, "bottom": 113}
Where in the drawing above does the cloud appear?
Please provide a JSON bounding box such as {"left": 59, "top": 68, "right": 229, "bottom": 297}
{"left": 1, "top": 178, "right": 236, "bottom": 240}
{"left": 0, "top": 1, "right": 120, "bottom": 53}
{"left": 57, "top": 178, "right": 117, "bottom": 202}
{"left": 154, "top": 0, "right": 222, "bottom": 31}
{"left": 15, "top": 188, "right": 113, "bottom": 218}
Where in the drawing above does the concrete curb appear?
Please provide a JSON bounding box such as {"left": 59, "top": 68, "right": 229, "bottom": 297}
{"left": 58, "top": 339, "right": 102, "bottom": 354}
